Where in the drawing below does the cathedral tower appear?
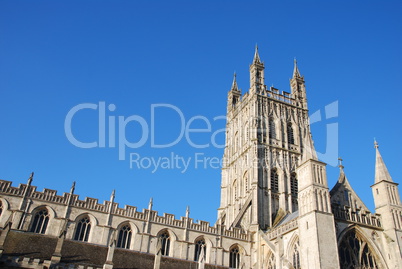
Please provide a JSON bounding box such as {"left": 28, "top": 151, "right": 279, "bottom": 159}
{"left": 218, "top": 48, "right": 312, "bottom": 230}
{"left": 371, "top": 141, "right": 402, "bottom": 265}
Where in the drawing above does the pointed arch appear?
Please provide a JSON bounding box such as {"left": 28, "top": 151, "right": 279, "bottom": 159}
{"left": 29, "top": 207, "right": 50, "bottom": 234}
{"left": 287, "top": 123, "right": 295, "bottom": 144}
{"left": 116, "top": 222, "right": 132, "bottom": 249}
{"left": 286, "top": 233, "right": 300, "bottom": 269}
{"left": 194, "top": 236, "right": 207, "bottom": 262}
{"left": 158, "top": 230, "right": 170, "bottom": 256}
{"left": 337, "top": 227, "right": 386, "bottom": 269}
{"left": 269, "top": 117, "right": 276, "bottom": 139}
{"left": 270, "top": 168, "right": 279, "bottom": 192}
{"left": 264, "top": 251, "right": 276, "bottom": 269}
{"left": 243, "top": 171, "right": 249, "bottom": 193}
{"left": 73, "top": 213, "right": 97, "bottom": 242}
{"left": 290, "top": 172, "right": 298, "bottom": 197}
{"left": 229, "top": 244, "right": 240, "bottom": 269}
{"left": 156, "top": 228, "right": 178, "bottom": 257}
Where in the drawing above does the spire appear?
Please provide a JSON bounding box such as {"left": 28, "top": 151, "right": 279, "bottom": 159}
{"left": 110, "top": 189, "right": 115, "bottom": 202}
{"left": 70, "top": 181, "right": 76, "bottom": 194}
{"left": 374, "top": 141, "right": 393, "bottom": 183}
{"left": 293, "top": 58, "right": 301, "bottom": 78}
{"left": 301, "top": 130, "right": 318, "bottom": 162}
{"left": 27, "top": 172, "right": 34, "bottom": 186}
{"left": 253, "top": 44, "right": 261, "bottom": 64}
{"left": 231, "top": 72, "right": 239, "bottom": 91}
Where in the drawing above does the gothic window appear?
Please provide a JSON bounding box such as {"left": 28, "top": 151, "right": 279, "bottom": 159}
{"left": 194, "top": 238, "right": 206, "bottom": 262}
{"left": 292, "top": 240, "right": 300, "bottom": 269}
{"left": 229, "top": 246, "right": 240, "bottom": 269}
{"left": 0, "top": 200, "right": 3, "bottom": 216}
{"left": 160, "top": 231, "right": 170, "bottom": 256}
{"left": 339, "top": 230, "right": 379, "bottom": 269}
{"left": 267, "top": 253, "right": 276, "bottom": 269}
{"left": 117, "top": 224, "right": 132, "bottom": 249}
{"left": 271, "top": 169, "right": 279, "bottom": 192}
{"left": 74, "top": 216, "right": 91, "bottom": 242}
{"left": 30, "top": 208, "right": 49, "bottom": 234}
{"left": 269, "top": 118, "right": 276, "bottom": 139}
{"left": 287, "top": 123, "right": 295, "bottom": 144}
{"left": 290, "top": 173, "right": 298, "bottom": 196}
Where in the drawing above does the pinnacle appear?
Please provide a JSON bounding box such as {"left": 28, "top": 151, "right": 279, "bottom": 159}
{"left": 253, "top": 44, "right": 261, "bottom": 64}
{"left": 293, "top": 58, "right": 301, "bottom": 78}
{"left": 231, "top": 72, "right": 239, "bottom": 91}
{"left": 374, "top": 141, "right": 393, "bottom": 184}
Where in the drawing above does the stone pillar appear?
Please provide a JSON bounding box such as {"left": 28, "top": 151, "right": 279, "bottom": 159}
{"left": 103, "top": 240, "right": 115, "bottom": 269}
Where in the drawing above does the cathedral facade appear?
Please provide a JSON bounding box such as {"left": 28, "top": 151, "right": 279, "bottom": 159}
{"left": 0, "top": 48, "right": 401, "bottom": 269}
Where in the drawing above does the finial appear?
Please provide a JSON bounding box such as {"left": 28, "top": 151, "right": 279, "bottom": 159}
{"left": 27, "top": 172, "right": 34, "bottom": 186}
{"left": 148, "top": 197, "right": 153, "bottom": 210}
{"left": 374, "top": 139, "right": 379, "bottom": 149}
{"left": 338, "top": 157, "right": 344, "bottom": 170}
{"left": 186, "top": 205, "right": 190, "bottom": 218}
{"left": 231, "top": 72, "right": 239, "bottom": 91}
{"left": 110, "top": 189, "right": 115, "bottom": 201}
{"left": 70, "top": 181, "right": 76, "bottom": 194}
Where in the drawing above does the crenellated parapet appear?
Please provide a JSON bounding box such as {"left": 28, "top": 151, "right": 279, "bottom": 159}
{"left": 332, "top": 204, "right": 382, "bottom": 229}
{"left": 0, "top": 179, "right": 248, "bottom": 240}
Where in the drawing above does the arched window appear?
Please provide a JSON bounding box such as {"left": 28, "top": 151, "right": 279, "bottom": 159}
{"left": 194, "top": 238, "right": 206, "bottom": 261}
{"left": 74, "top": 216, "right": 91, "bottom": 242}
{"left": 244, "top": 172, "right": 249, "bottom": 193}
{"left": 292, "top": 240, "right": 300, "bottom": 269}
{"left": 269, "top": 118, "right": 275, "bottom": 139}
{"left": 160, "top": 231, "right": 170, "bottom": 256}
{"left": 267, "top": 253, "right": 276, "bottom": 269}
{"left": 287, "top": 123, "right": 295, "bottom": 144}
{"left": 290, "top": 173, "right": 298, "bottom": 196}
{"left": 271, "top": 169, "right": 279, "bottom": 192}
{"left": 30, "top": 208, "right": 49, "bottom": 234}
{"left": 229, "top": 246, "right": 240, "bottom": 268}
{"left": 339, "top": 230, "right": 379, "bottom": 269}
{"left": 117, "top": 224, "right": 132, "bottom": 249}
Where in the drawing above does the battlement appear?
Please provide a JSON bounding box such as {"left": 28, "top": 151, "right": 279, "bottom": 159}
{"left": 332, "top": 204, "right": 382, "bottom": 228}
{"left": 0, "top": 180, "right": 248, "bottom": 240}
{"left": 264, "top": 86, "right": 294, "bottom": 105}
{"left": 265, "top": 217, "right": 298, "bottom": 240}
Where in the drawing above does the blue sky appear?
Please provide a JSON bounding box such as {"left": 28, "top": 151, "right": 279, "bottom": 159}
{"left": 0, "top": 0, "right": 401, "bottom": 224}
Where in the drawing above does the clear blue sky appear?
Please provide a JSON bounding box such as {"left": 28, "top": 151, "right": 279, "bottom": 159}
{"left": 1, "top": 0, "right": 401, "bottom": 224}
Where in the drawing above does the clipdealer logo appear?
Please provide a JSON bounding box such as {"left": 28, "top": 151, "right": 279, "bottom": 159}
{"left": 64, "top": 101, "right": 339, "bottom": 172}
{"left": 64, "top": 102, "right": 225, "bottom": 160}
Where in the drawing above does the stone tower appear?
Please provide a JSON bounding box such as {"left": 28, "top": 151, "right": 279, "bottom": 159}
{"left": 296, "top": 133, "right": 340, "bottom": 269}
{"left": 218, "top": 48, "right": 312, "bottom": 230}
{"left": 371, "top": 141, "right": 402, "bottom": 266}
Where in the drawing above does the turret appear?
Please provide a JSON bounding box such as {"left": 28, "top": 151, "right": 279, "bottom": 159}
{"left": 227, "top": 73, "right": 241, "bottom": 112}
{"left": 249, "top": 45, "right": 265, "bottom": 94}
{"left": 370, "top": 141, "right": 402, "bottom": 265}
{"left": 290, "top": 59, "right": 307, "bottom": 109}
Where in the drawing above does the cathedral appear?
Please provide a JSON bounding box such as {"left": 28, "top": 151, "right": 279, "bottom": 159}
{"left": 0, "top": 48, "right": 401, "bottom": 269}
